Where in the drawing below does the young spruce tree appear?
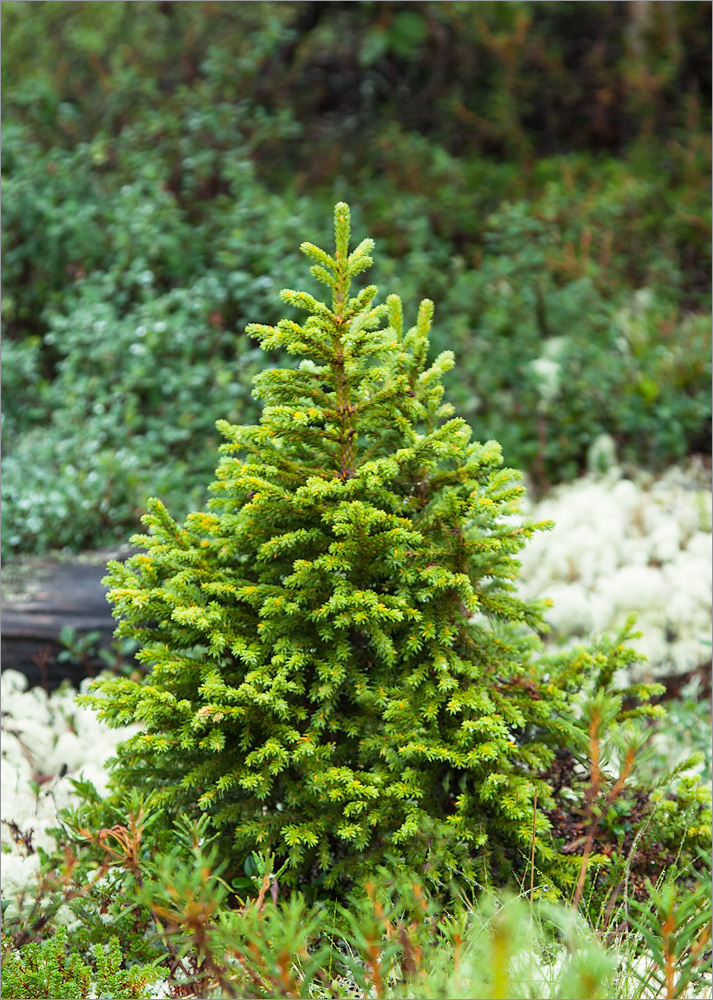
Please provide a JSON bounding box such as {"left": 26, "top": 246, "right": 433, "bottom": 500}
{"left": 87, "top": 204, "right": 589, "bottom": 893}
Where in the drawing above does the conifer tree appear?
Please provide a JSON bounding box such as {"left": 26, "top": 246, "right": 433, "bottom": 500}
{"left": 86, "top": 204, "right": 591, "bottom": 892}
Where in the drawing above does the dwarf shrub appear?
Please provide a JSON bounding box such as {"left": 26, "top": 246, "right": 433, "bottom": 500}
{"left": 0, "top": 122, "right": 311, "bottom": 557}
{"left": 0, "top": 926, "right": 160, "bottom": 1000}
{"left": 85, "top": 204, "right": 656, "bottom": 896}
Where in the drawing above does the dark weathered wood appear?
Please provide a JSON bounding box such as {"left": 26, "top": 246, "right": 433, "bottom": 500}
{"left": 1, "top": 546, "right": 138, "bottom": 691}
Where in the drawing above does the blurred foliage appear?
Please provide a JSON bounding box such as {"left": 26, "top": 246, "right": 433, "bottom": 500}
{"left": 3, "top": 1, "right": 710, "bottom": 160}
{"left": 2, "top": 0, "right": 710, "bottom": 558}
{"left": 1, "top": 125, "right": 311, "bottom": 553}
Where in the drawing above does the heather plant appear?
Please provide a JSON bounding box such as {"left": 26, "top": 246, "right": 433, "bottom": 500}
{"left": 0, "top": 926, "right": 161, "bottom": 1000}
{"left": 81, "top": 204, "right": 672, "bottom": 901}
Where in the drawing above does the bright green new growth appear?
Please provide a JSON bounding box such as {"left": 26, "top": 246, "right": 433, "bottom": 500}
{"left": 87, "top": 204, "right": 588, "bottom": 892}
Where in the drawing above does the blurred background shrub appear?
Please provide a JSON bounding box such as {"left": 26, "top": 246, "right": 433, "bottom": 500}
{"left": 2, "top": 0, "right": 710, "bottom": 558}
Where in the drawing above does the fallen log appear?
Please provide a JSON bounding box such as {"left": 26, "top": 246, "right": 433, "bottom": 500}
{"left": 2, "top": 546, "right": 138, "bottom": 691}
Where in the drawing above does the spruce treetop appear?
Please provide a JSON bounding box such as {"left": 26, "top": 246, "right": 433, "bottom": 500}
{"left": 86, "top": 203, "right": 573, "bottom": 893}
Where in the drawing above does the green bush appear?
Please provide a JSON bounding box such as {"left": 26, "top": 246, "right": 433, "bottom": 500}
{"left": 1, "top": 123, "right": 312, "bottom": 556}
{"left": 0, "top": 926, "right": 160, "bottom": 1000}
{"left": 1, "top": 15, "right": 307, "bottom": 558}
{"left": 79, "top": 204, "right": 678, "bottom": 900}
{"left": 5, "top": 2, "right": 708, "bottom": 161}
{"left": 436, "top": 192, "right": 711, "bottom": 483}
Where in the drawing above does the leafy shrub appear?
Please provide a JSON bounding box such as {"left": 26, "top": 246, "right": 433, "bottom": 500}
{"left": 355, "top": 151, "right": 711, "bottom": 487}
{"left": 445, "top": 228, "right": 710, "bottom": 485}
{"left": 0, "top": 926, "right": 160, "bottom": 1000}
{"left": 1, "top": 13, "right": 309, "bottom": 558}
{"left": 1, "top": 120, "right": 315, "bottom": 557}
{"left": 6, "top": 1, "right": 708, "bottom": 162}
{"left": 1, "top": 2, "right": 296, "bottom": 149}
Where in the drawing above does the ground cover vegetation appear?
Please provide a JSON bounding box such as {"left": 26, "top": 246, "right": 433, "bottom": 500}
{"left": 2, "top": 1, "right": 710, "bottom": 557}
{"left": 1, "top": 4, "right": 711, "bottom": 997}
